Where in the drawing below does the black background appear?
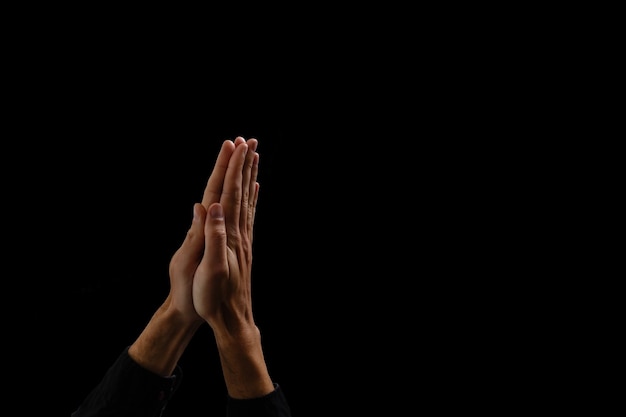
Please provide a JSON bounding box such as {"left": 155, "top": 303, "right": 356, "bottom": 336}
{"left": 58, "top": 111, "right": 459, "bottom": 416}
{"left": 22, "top": 54, "right": 472, "bottom": 416}
{"left": 56, "top": 65, "right": 401, "bottom": 416}
{"left": 65, "top": 133, "right": 313, "bottom": 416}
{"left": 55, "top": 73, "right": 418, "bottom": 416}
{"left": 4, "top": 10, "right": 495, "bottom": 416}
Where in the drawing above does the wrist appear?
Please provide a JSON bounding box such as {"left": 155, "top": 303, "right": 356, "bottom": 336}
{"left": 214, "top": 329, "right": 275, "bottom": 399}
{"left": 162, "top": 293, "right": 205, "bottom": 328}
{"left": 213, "top": 323, "right": 262, "bottom": 350}
{"left": 129, "top": 301, "right": 203, "bottom": 377}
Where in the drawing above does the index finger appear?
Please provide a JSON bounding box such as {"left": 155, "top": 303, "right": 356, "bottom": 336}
{"left": 201, "top": 140, "right": 236, "bottom": 209}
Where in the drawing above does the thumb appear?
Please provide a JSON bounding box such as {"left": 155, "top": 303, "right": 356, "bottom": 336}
{"left": 169, "top": 203, "right": 205, "bottom": 276}
{"left": 203, "top": 202, "right": 228, "bottom": 276}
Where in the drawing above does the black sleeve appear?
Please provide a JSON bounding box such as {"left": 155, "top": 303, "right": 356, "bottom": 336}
{"left": 72, "top": 346, "right": 182, "bottom": 417}
{"left": 227, "top": 384, "right": 292, "bottom": 417}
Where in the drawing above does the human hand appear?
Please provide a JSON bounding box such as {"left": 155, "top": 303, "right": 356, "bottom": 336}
{"left": 165, "top": 138, "right": 250, "bottom": 325}
{"left": 194, "top": 137, "right": 274, "bottom": 399}
{"left": 192, "top": 136, "right": 259, "bottom": 338}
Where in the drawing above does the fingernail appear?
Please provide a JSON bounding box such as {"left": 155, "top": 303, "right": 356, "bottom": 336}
{"left": 210, "top": 204, "right": 224, "bottom": 219}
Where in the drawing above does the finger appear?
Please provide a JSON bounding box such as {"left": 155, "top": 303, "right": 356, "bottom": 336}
{"left": 240, "top": 139, "right": 258, "bottom": 233}
{"left": 171, "top": 203, "right": 206, "bottom": 276}
{"left": 246, "top": 137, "right": 258, "bottom": 153}
{"left": 233, "top": 136, "right": 246, "bottom": 147}
{"left": 201, "top": 140, "right": 236, "bottom": 209}
{"left": 248, "top": 154, "right": 260, "bottom": 243}
{"left": 220, "top": 142, "right": 248, "bottom": 239}
{"left": 201, "top": 202, "right": 229, "bottom": 278}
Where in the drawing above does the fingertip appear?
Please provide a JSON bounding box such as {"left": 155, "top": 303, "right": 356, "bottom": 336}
{"left": 235, "top": 141, "right": 249, "bottom": 158}
{"left": 221, "top": 139, "right": 235, "bottom": 152}
{"left": 193, "top": 203, "right": 206, "bottom": 221}
{"left": 193, "top": 203, "right": 200, "bottom": 220}
{"left": 247, "top": 138, "right": 258, "bottom": 152}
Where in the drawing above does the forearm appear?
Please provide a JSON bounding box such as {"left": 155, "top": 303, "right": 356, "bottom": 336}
{"left": 214, "top": 326, "right": 275, "bottom": 399}
{"left": 129, "top": 297, "right": 203, "bottom": 377}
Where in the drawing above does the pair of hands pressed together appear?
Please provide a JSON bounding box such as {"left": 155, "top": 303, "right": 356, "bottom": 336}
{"left": 128, "top": 137, "right": 274, "bottom": 399}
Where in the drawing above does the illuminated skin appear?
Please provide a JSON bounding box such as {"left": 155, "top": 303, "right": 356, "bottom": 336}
{"left": 128, "top": 137, "right": 274, "bottom": 399}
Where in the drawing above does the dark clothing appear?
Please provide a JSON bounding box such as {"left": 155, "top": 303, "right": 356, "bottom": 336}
{"left": 72, "top": 346, "right": 292, "bottom": 417}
